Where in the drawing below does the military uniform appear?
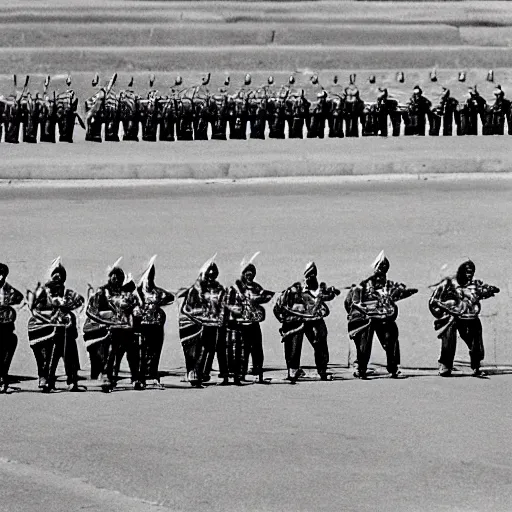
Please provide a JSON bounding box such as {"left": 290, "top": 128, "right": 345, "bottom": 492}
{"left": 274, "top": 262, "right": 339, "bottom": 382}
{"left": 28, "top": 259, "right": 84, "bottom": 392}
{"left": 84, "top": 259, "right": 141, "bottom": 392}
{"left": 404, "top": 86, "right": 432, "bottom": 136}
{"left": 346, "top": 252, "right": 417, "bottom": 379}
{"left": 0, "top": 264, "right": 23, "bottom": 392}
{"left": 459, "top": 87, "right": 487, "bottom": 136}
{"left": 135, "top": 256, "right": 175, "bottom": 387}
{"left": 343, "top": 86, "right": 365, "bottom": 137}
{"left": 429, "top": 88, "right": 460, "bottom": 136}
{"left": 179, "top": 256, "right": 225, "bottom": 387}
{"left": 429, "top": 260, "right": 499, "bottom": 376}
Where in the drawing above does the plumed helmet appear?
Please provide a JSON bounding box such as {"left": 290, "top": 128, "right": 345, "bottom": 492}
{"left": 377, "top": 87, "right": 388, "bottom": 100}
{"left": 175, "top": 75, "right": 183, "bottom": 86}
{"left": 108, "top": 256, "right": 125, "bottom": 281}
{"left": 494, "top": 85, "right": 504, "bottom": 97}
{"left": 139, "top": 255, "right": 157, "bottom": 289}
{"left": 48, "top": 256, "right": 67, "bottom": 282}
{"left": 304, "top": 261, "right": 317, "bottom": 279}
{"left": 372, "top": 250, "right": 390, "bottom": 275}
{"left": 268, "top": 76, "right": 274, "bottom": 85}
{"left": 244, "top": 73, "right": 252, "bottom": 86}
{"left": 289, "top": 75, "right": 295, "bottom": 85}
{"left": 413, "top": 85, "right": 422, "bottom": 95}
{"left": 240, "top": 251, "right": 260, "bottom": 276}
{"left": 198, "top": 254, "right": 218, "bottom": 280}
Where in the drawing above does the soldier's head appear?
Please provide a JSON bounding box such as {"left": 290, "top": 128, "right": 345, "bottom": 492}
{"left": 268, "top": 76, "right": 274, "bottom": 85}
{"left": 203, "top": 263, "right": 218, "bottom": 284}
{"left": 377, "top": 87, "right": 388, "bottom": 101}
{"left": 494, "top": 85, "right": 504, "bottom": 98}
{"left": 468, "top": 86, "right": 478, "bottom": 98}
{"left": 244, "top": 74, "right": 252, "bottom": 86}
{"left": 108, "top": 267, "right": 125, "bottom": 291}
{"left": 304, "top": 261, "right": 318, "bottom": 288}
{"left": 456, "top": 260, "right": 475, "bottom": 286}
{"left": 412, "top": 85, "right": 422, "bottom": 98}
{"left": 242, "top": 264, "right": 256, "bottom": 284}
{"left": 288, "top": 75, "right": 295, "bottom": 85}
{"left": 49, "top": 258, "right": 67, "bottom": 285}
{"left": 311, "top": 74, "right": 319, "bottom": 85}
{"left": 441, "top": 87, "right": 450, "bottom": 101}
{"left": 372, "top": 251, "right": 389, "bottom": 287}
{"left": 0, "top": 263, "right": 8, "bottom": 287}
{"left": 175, "top": 75, "right": 183, "bottom": 86}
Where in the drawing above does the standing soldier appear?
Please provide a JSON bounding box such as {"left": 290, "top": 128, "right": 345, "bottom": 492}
{"left": 429, "top": 260, "right": 500, "bottom": 377}
{"left": 221, "top": 253, "right": 274, "bottom": 385}
{"left": 459, "top": 86, "right": 487, "bottom": 136}
{"left": 274, "top": 262, "right": 340, "bottom": 383}
{"left": 284, "top": 75, "right": 309, "bottom": 139}
{"left": 119, "top": 77, "right": 141, "bottom": 142}
{"left": 3, "top": 75, "right": 28, "bottom": 144}
{"left": 365, "top": 87, "right": 401, "bottom": 137}
{"left": 345, "top": 252, "right": 418, "bottom": 379}
{"left": 27, "top": 258, "right": 84, "bottom": 392}
{"left": 84, "top": 73, "right": 106, "bottom": 142}
{"left": 136, "top": 256, "right": 175, "bottom": 388}
{"left": 39, "top": 75, "right": 58, "bottom": 143}
{"left": 83, "top": 258, "right": 141, "bottom": 392}
{"left": 140, "top": 74, "right": 159, "bottom": 142}
{"left": 306, "top": 74, "right": 329, "bottom": 138}
{"left": 343, "top": 86, "right": 365, "bottom": 137}
{"left": 0, "top": 263, "right": 24, "bottom": 393}
{"left": 487, "top": 85, "right": 511, "bottom": 135}
{"left": 192, "top": 73, "right": 211, "bottom": 141}
{"left": 210, "top": 75, "right": 230, "bottom": 141}
{"left": 178, "top": 255, "right": 226, "bottom": 388}
{"left": 55, "top": 75, "right": 81, "bottom": 143}
{"left": 404, "top": 85, "right": 432, "bottom": 136}
{"left": 226, "top": 74, "right": 252, "bottom": 140}
{"left": 266, "top": 76, "right": 288, "bottom": 139}
{"left": 327, "top": 75, "right": 346, "bottom": 138}
{"left": 429, "top": 87, "right": 460, "bottom": 136}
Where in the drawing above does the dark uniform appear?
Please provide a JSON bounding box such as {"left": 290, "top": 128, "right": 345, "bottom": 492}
{"left": 83, "top": 260, "right": 141, "bottom": 392}
{"left": 28, "top": 259, "right": 84, "bottom": 392}
{"left": 305, "top": 76, "right": 329, "bottom": 139}
{"left": 55, "top": 78, "right": 80, "bottom": 143}
{"left": 178, "top": 256, "right": 225, "bottom": 387}
{"left": 327, "top": 76, "right": 346, "bottom": 138}
{"left": 486, "top": 86, "right": 512, "bottom": 136}
{"left": 459, "top": 86, "right": 487, "bottom": 136}
{"left": 429, "top": 87, "right": 460, "bottom": 136}
{"left": 265, "top": 77, "right": 288, "bottom": 139}
{"left": 363, "top": 88, "right": 400, "bottom": 137}
{"left": 343, "top": 86, "right": 365, "bottom": 138}
{"left": 119, "top": 80, "right": 141, "bottom": 142}
{"left": 274, "top": 262, "right": 340, "bottom": 382}
{"left": 404, "top": 86, "right": 432, "bottom": 136}
{"left": 429, "top": 260, "right": 499, "bottom": 377}
{"left": 136, "top": 256, "right": 175, "bottom": 387}
{"left": 221, "top": 254, "right": 274, "bottom": 384}
{"left": 283, "top": 76, "right": 309, "bottom": 139}
{"left": 346, "top": 252, "right": 417, "bottom": 379}
{"left": 0, "top": 264, "right": 23, "bottom": 393}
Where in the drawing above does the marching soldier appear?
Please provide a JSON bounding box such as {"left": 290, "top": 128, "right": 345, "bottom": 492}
{"left": 365, "top": 87, "right": 401, "bottom": 137}
{"left": 210, "top": 75, "right": 230, "bottom": 141}
{"left": 178, "top": 255, "right": 226, "bottom": 388}
{"left": 283, "top": 75, "right": 309, "bottom": 139}
{"left": 226, "top": 74, "right": 252, "bottom": 140}
{"left": 39, "top": 76, "right": 57, "bottom": 143}
{"left": 327, "top": 75, "right": 346, "bottom": 138}
{"left": 404, "top": 85, "right": 432, "bottom": 136}
{"left": 306, "top": 74, "right": 329, "bottom": 138}
{"left": 84, "top": 74, "right": 106, "bottom": 142}
{"left": 192, "top": 73, "right": 211, "bottom": 141}
{"left": 345, "top": 252, "right": 418, "bottom": 379}
{"left": 0, "top": 263, "right": 24, "bottom": 393}
{"left": 265, "top": 76, "right": 288, "bottom": 139}
{"left": 136, "top": 256, "right": 175, "bottom": 388}
{"left": 274, "top": 262, "right": 340, "bottom": 382}
{"left": 55, "top": 75, "right": 81, "bottom": 143}
{"left": 27, "top": 258, "right": 84, "bottom": 392}
{"left": 119, "top": 77, "right": 141, "bottom": 142}
{"left": 220, "top": 253, "right": 274, "bottom": 385}
{"left": 429, "top": 260, "right": 499, "bottom": 377}
{"left": 487, "top": 85, "right": 511, "bottom": 136}
{"left": 3, "top": 75, "right": 28, "bottom": 144}
{"left": 343, "top": 86, "right": 365, "bottom": 137}
{"left": 84, "top": 258, "right": 141, "bottom": 392}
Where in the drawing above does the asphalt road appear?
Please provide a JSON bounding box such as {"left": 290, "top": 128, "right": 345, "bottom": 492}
{"left": 1, "top": 175, "right": 511, "bottom": 512}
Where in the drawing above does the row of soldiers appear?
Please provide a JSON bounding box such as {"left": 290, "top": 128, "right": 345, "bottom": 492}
{"left": 0, "top": 252, "right": 500, "bottom": 393}
{"left": 1, "top": 72, "right": 512, "bottom": 144}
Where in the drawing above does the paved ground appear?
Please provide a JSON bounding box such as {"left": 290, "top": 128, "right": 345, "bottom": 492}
{"left": 1, "top": 175, "right": 511, "bottom": 512}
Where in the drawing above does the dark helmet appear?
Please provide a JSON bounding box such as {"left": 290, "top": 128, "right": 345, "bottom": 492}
{"left": 224, "top": 75, "right": 230, "bottom": 86}
{"left": 288, "top": 75, "right": 295, "bottom": 85}
{"left": 268, "top": 76, "right": 274, "bottom": 85}
{"left": 244, "top": 73, "right": 251, "bottom": 86}
{"left": 310, "top": 74, "right": 319, "bottom": 85}
{"left": 413, "top": 85, "right": 422, "bottom": 95}
{"left": 175, "top": 75, "right": 183, "bottom": 86}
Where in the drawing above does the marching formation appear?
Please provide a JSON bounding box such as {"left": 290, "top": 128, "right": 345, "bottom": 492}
{"left": 0, "top": 252, "right": 500, "bottom": 393}
{"left": 1, "top": 71, "right": 512, "bottom": 144}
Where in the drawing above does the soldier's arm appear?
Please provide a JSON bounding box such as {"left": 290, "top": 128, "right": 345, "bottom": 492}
{"left": 224, "top": 286, "right": 243, "bottom": 317}
{"left": 8, "top": 284, "right": 24, "bottom": 306}
{"left": 158, "top": 287, "right": 175, "bottom": 307}
{"left": 319, "top": 282, "right": 341, "bottom": 301}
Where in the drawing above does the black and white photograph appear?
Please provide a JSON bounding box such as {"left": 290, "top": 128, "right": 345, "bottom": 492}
{"left": 1, "top": 0, "right": 511, "bottom": 510}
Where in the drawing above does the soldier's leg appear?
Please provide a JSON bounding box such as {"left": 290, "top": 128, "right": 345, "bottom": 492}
{"left": 201, "top": 326, "right": 219, "bottom": 382}
{"left": 378, "top": 113, "right": 388, "bottom": 137}
{"left": 124, "top": 331, "right": 143, "bottom": 388}
{"left": 31, "top": 340, "right": 51, "bottom": 389}
{"left": 62, "top": 328, "right": 81, "bottom": 388}
{"left": 246, "top": 323, "right": 264, "bottom": 381}
{"left": 146, "top": 325, "right": 165, "bottom": 383}
{"left": 282, "top": 322, "right": 304, "bottom": 381}
{"left": 390, "top": 113, "right": 402, "bottom": 137}
{"left": 232, "top": 327, "right": 245, "bottom": 385}
{"left": 442, "top": 113, "right": 453, "bottom": 136}
{"left": 457, "top": 319, "right": 484, "bottom": 373}
{"left": 438, "top": 321, "right": 458, "bottom": 375}
{"left": 374, "top": 320, "right": 401, "bottom": 376}
{"left": 305, "top": 319, "right": 330, "bottom": 379}
{"left": 217, "top": 326, "right": 230, "bottom": 383}
{"left": 349, "top": 319, "right": 374, "bottom": 378}
{"left": 0, "top": 332, "right": 17, "bottom": 390}
{"left": 47, "top": 333, "right": 65, "bottom": 390}
{"left": 429, "top": 113, "right": 441, "bottom": 136}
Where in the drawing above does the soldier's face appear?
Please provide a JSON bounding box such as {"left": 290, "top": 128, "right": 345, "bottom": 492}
{"left": 373, "top": 273, "right": 386, "bottom": 289}
{"left": 243, "top": 269, "right": 255, "bottom": 283}
{"left": 463, "top": 265, "right": 475, "bottom": 283}
{"left": 204, "top": 267, "right": 218, "bottom": 283}
{"left": 51, "top": 272, "right": 64, "bottom": 285}
{"left": 109, "top": 272, "right": 123, "bottom": 290}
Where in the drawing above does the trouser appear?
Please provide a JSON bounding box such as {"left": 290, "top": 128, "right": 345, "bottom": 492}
{"left": 58, "top": 114, "right": 76, "bottom": 143}
{"left": 349, "top": 318, "right": 400, "bottom": 375}
{"left": 249, "top": 116, "right": 266, "bottom": 139}
{"left": 85, "top": 116, "right": 102, "bottom": 142}
{"left": 194, "top": 117, "right": 209, "bottom": 140}
{"left": 282, "top": 319, "right": 329, "bottom": 379}
{"left": 229, "top": 118, "right": 248, "bottom": 140}
{"left": 307, "top": 115, "right": 325, "bottom": 138}
{"left": 31, "top": 328, "right": 80, "bottom": 387}
{"left": 4, "top": 121, "right": 21, "bottom": 143}
{"left": 404, "top": 114, "right": 426, "bottom": 136}
{"left": 0, "top": 326, "right": 17, "bottom": 386}
{"left": 105, "top": 120, "right": 120, "bottom": 142}
{"left": 430, "top": 112, "right": 457, "bottom": 136}
{"left": 40, "top": 120, "right": 57, "bottom": 142}
{"left": 438, "top": 318, "right": 484, "bottom": 371}
{"left": 139, "top": 324, "right": 165, "bottom": 383}
{"left": 242, "top": 323, "right": 264, "bottom": 377}
{"left": 217, "top": 323, "right": 246, "bottom": 380}
{"left": 112, "top": 329, "right": 140, "bottom": 383}
{"left": 181, "top": 324, "right": 219, "bottom": 384}
{"left": 345, "top": 116, "right": 360, "bottom": 137}
{"left": 211, "top": 119, "right": 228, "bottom": 140}
{"left": 288, "top": 118, "right": 304, "bottom": 139}
{"left": 328, "top": 114, "right": 344, "bottom": 138}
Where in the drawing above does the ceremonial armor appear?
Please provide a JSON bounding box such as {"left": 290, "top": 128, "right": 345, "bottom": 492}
{"left": 343, "top": 88, "right": 365, "bottom": 137}
{"left": 429, "top": 89, "right": 459, "bottom": 136}
{"left": 3, "top": 94, "right": 22, "bottom": 144}
{"left": 140, "top": 91, "right": 159, "bottom": 142}
{"left": 39, "top": 93, "right": 57, "bottom": 143}
{"left": 459, "top": 89, "right": 486, "bottom": 136}
{"left": 21, "top": 93, "right": 39, "bottom": 143}
{"left": 84, "top": 90, "right": 105, "bottom": 142}
{"left": 119, "top": 89, "right": 141, "bottom": 141}
{"left": 55, "top": 90, "right": 79, "bottom": 143}
{"left": 209, "top": 92, "right": 228, "bottom": 140}
{"left": 404, "top": 91, "right": 431, "bottom": 136}
{"left": 247, "top": 88, "right": 267, "bottom": 139}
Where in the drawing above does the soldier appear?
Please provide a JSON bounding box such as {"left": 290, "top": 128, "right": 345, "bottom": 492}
{"left": 274, "top": 262, "right": 340, "bottom": 383}
{"left": 246, "top": 83, "right": 268, "bottom": 140}
{"left": 178, "top": 255, "right": 226, "bottom": 388}
{"left": 404, "top": 85, "right": 432, "bottom": 136}
{"left": 306, "top": 74, "right": 329, "bottom": 138}
{"left": 209, "top": 75, "right": 230, "bottom": 141}
{"left": 140, "top": 74, "right": 159, "bottom": 142}
{"left": 84, "top": 74, "right": 106, "bottom": 142}
{"left": 221, "top": 253, "right": 274, "bottom": 385}
{"left": 27, "top": 258, "right": 84, "bottom": 392}
{"left": 39, "top": 76, "right": 58, "bottom": 143}
{"left": 3, "top": 75, "right": 28, "bottom": 144}
{"left": 327, "top": 75, "right": 346, "bottom": 138}
{"left": 364, "top": 88, "right": 401, "bottom": 137}
{"left": 345, "top": 252, "right": 418, "bottom": 380}
{"left": 459, "top": 86, "right": 487, "bottom": 136}
{"left": 429, "top": 260, "right": 500, "bottom": 377}
{"left": 55, "top": 75, "right": 82, "bottom": 143}
{"left": 119, "top": 77, "right": 141, "bottom": 142}
{"left": 21, "top": 91, "right": 39, "bottom": 144}
{"left": 83, "top": 258, "right": 141, "bottom": 392}
{"left": 136, "top": 256, "right": 175, "bottom": 388}
{"left": 0, "top": 263, "right": 24, "bottom": 393}
{"left": 284, "top": 75, "right": 309, "bottom": 139}
{"left": 486, "top": 85, "right": 511, "bottom": 136}
{"left": 429, "top": 87, "right": 460, "bottom": 136}
{"left": 192, "top": 73, "right": 211, "bottom": 141}
{"left": 226, "top": 74, "right": 252, "bottom": 140}
{"left": 265, "top": 76, "right": 288, "bottom": 139}
{"left": 344, "top": 86, "right": 365, "bottom": 137}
